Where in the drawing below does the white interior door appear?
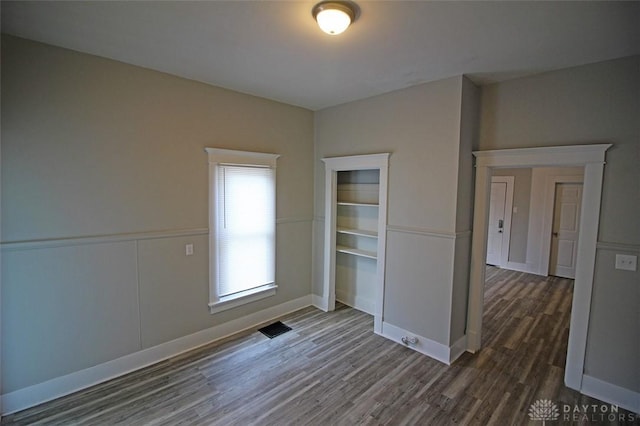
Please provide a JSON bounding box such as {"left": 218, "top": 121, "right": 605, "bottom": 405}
{"left": 549, "top": 183, "right": 583, "bottom": 278}
{"left": 486, "top": 182, "right": 507, "bottom": 266}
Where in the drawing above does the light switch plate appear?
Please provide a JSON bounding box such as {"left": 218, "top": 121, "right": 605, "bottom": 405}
{"left": 615, "top": 254, "right": 637, "bottom": 271}
{"left": 185, "top": 243, "right": 194, "bottom": 256}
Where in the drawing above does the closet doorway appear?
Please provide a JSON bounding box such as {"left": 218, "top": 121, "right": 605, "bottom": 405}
{"left": 321, "top": 153, "right": 390, "bottom": 334}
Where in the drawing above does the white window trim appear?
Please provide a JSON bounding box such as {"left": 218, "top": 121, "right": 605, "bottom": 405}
{"left": 205, "top": 148, "right": 280, "bottom": 315}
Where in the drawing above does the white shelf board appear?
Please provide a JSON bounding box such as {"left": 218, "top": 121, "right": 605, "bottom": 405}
{"left": 336, "top": 246, "right": 377, "bottom": 260}
{"left": 336, "top": 228, "right": 378, "bottom": 238}
{"left": 337, "top": 201, "right": 379, "bottom": 207}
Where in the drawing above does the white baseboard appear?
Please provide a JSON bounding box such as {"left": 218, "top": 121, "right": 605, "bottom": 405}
{"left": 378, "top": 321, "right": 466, "bottom": 365}
{"left": 335, "top": 290, "right": 374, "bottom": 315}
{"left": 1, "top": 295, "right": 312, "bottom": 416}
{"left": 449, "top": 335, "right": 468, "bottom": 363}
{"left": 503, "top": 261, "right": 541, "bottom": 275}
{"left": 311, "top": 294, "right": 327, "bottom": 311}
{"left": 581, "top": 374, "right": 640, "bottom": 414}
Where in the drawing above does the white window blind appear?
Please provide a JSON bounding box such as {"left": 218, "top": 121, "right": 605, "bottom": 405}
{"left": 216, "top": 164, "right": 275, "bottom": 298}
{"left": 205, "top": 147, "right": 279, "bottom": 314}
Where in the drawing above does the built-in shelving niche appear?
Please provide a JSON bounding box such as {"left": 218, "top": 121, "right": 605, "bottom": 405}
{"left": 322, "top": 154, "right": 389, "bottom": 334}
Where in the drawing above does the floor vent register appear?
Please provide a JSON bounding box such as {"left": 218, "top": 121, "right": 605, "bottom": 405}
{"left": 258, "top": 321, "right": 292, "bottom": 339}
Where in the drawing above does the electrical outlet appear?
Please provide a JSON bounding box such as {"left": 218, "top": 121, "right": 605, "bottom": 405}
{"left": 185, "top": 243, "right": 194, "bottom": 256}
{"left": 401, "top": 336, "right": 418, "bottom": 346}
{"left": 615, "top": 254, "right": 637, "bottom": 271}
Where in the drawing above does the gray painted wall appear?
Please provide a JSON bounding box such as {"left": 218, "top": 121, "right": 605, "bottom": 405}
{"left": 1, "top": 36, "right": 314, "bottom": 393}
{"left": 314, "top": 76, "right": 477, "bottom": 345}
{"left": 479, "top": 56, "right": 640, "bottom": 392}
{"left": 450, "top": 77, "right": 479, "bottom": 343}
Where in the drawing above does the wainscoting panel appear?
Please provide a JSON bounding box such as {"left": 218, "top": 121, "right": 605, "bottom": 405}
{"left": 2, "top": 221, "right": 314, "bottom": 413}
{"left": 1, "top": 241, "right": 141, "bottom": 393}
{"left": 138, "top": 234, "right": 210, "bottom": 348}
{"left": 383, "top": 229, "right": 456, "bottom": 345}
{"left": 584, "top": 244, "right": 640, "bottom": 396}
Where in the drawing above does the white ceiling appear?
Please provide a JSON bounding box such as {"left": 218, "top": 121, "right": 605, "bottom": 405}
{"left": 2, "top": 1, "right": 639, "bottom": 110}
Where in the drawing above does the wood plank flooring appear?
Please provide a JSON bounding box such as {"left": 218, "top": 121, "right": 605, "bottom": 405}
{"left": 3, "top": 267, "right": 638, "bottom": 425}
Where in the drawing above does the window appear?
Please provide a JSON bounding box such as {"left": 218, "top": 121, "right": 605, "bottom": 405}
{"left": 205, "top": 148, "right": 279, "bottom": 314}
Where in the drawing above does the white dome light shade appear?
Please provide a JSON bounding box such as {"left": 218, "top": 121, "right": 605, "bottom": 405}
{"left": 312, "top": 2, "right": 357, "bottom": 36}
{"left": 316, "top": 8, "right": 351, "bottom": 35}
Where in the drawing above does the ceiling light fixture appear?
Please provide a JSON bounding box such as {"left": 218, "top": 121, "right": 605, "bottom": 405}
{"left": 312, "top": 1, "right": 358, "bottom": 36}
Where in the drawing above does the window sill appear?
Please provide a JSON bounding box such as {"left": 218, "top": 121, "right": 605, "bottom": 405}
{"left": 208, "top": 284, "right": 277, "bottom": 314}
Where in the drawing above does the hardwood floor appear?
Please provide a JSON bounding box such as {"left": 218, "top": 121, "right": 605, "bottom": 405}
{"left": 3, "top": 267, "right": 637, "bottom": 425}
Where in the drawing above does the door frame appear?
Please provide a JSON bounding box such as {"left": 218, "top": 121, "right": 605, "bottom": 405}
{"left": 489, "top": 176, "right": 514, "bottom": 268}
{"left": 466, "top": 143, "right": 611, "bottom": 391}
{"left": 541, "top": 176, "right": 584, "bottom": 276}
{"left": 321, "top": 153, "right": 390, "bottom": 334}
